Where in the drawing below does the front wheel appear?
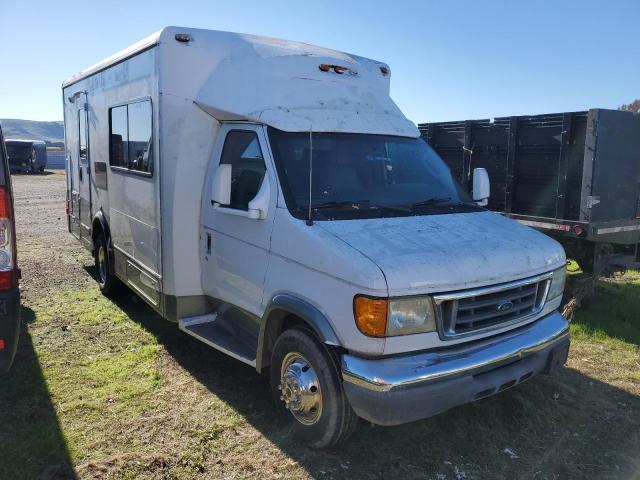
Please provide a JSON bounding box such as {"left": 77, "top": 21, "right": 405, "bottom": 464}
{"left": 270, "top": 327, "right": 358, "bottom": 448}
{"left": 94, "top": 232, "right": 117, "bottom": 296}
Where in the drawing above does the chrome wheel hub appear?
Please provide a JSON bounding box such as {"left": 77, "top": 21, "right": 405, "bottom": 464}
{"left": 279, "top": 352, "right": 322, "bottom": 425}
{"left": 97, "top": 245, "right": 107, "bottom": 283}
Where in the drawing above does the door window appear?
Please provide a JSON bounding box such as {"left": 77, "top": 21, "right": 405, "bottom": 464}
{"left": 109, "top": 105, "right": 128, "bottom": 168}
{"left": 220, "top": 131, "right": 266, "bottom": 210}
{"left": 78, "top": 109, "right": 88, "bottom": 163}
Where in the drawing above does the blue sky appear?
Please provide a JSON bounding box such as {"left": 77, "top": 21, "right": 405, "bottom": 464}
{"left": 1, "top": 0, "right": 638, "bottom": 123}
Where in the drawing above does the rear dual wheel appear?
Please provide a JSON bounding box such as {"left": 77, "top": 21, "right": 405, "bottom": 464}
{"left": 270, "top": 327, "right": 358, "bottom": 448}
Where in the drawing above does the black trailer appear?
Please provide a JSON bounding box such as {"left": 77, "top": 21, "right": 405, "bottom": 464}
{"left": 5, "top": 139, "right": 47, "bottom": 173}
{"left": 419, "top": 109, "right": 640, "bottom": 271}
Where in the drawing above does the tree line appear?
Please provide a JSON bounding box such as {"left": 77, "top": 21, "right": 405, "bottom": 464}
{"left": 619, "top": 99, "right": 640, "bottom": 113}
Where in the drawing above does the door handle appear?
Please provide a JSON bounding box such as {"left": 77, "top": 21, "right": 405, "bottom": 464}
{"left": 206, "top": 233, "right": 212, "bottom": 254}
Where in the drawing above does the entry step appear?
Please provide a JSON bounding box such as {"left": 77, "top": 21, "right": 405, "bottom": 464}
{"left": 179, "top": 313, "right": 258, "bottom": 367}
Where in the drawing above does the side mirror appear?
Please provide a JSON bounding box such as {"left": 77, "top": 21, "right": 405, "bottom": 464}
{"left": 211, "top": 164, "right": 232, "bottom": 205}
{"left": 247, "top": 176, "right": 270, "bottom": 220}
{"left": 472, "top": 167, "right": 490, "bottom": 206}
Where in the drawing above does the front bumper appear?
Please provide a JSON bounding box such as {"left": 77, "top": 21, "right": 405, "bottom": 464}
{"left": 341, "top": 310, "right": 569, "bottom": 426}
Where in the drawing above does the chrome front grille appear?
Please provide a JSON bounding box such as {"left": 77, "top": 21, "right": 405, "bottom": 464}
{"left": 433, "top": 273, "right": 553, "bottom": 339}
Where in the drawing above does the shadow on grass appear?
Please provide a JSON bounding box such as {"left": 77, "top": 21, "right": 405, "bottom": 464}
{"left": 572, "top": 276, "right": 640, "bottom": 346}
{"left": 100, "top": 284, "right": 640, "bottom": 480}
{"left": 0, "top": 306, "right": 76, "bottom": 479}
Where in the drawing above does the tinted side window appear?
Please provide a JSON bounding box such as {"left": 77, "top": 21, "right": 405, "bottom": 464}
{"left": 108, "top": 99, "right": 152, "bottom": 174}
{"left": 127, "top": 100, "right": 152, "bottom": 173}
{"left": 109, "top": 105, "right": 128, "bottom": 168}
{"left": 220, "top": 131, "right": 266, "bottom": 210}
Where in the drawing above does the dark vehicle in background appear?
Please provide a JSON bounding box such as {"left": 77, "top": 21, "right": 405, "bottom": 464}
{"left": 420, "top": 109, "right": 640, "bottom": 272}
{"left": 6, "top": 139, "right": 47, "bottom": 173}
{"left": 0, "top": 125, "right": 21, "bottom": 373}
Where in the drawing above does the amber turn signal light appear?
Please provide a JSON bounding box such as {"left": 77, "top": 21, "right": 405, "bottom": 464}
{"left": 354, "top": 296, "right": 388, "bottom": 337}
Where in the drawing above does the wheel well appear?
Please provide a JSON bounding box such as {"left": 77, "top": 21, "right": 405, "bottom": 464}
{"left": 91, "top": 218, "right": 104, "bottom": 242}
{"left": 259, "top": 311, "right": 317, "bottom": 372}
{"left": 91, "top": 216, "right": 112, "bottom": 260}
{"left": 91, "top": 215, "right": 111, "bottom": 243}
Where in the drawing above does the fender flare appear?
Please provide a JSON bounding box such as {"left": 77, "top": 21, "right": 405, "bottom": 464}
{"left": 256, "top": 293, "right": 341, "bottom": 372}
{"left": 91, "top": 210, "right": 110, "bottom": 241}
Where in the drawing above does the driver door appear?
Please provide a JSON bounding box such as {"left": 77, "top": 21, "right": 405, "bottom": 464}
{"left": 201, "top": 124, "right": 277, "bottom": 317}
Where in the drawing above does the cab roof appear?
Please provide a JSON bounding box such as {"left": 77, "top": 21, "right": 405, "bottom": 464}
{"left": 63, "top": 27, "right": 419, "bottom": 137}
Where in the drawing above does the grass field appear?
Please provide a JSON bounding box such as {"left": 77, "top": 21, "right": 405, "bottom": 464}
{"left": 1, "top": 173, "right": 639, "bottom": 479}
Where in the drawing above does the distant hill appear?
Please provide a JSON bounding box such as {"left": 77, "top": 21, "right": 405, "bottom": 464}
{"left": 1, "top": 119, "right": 64, "bottom": 147}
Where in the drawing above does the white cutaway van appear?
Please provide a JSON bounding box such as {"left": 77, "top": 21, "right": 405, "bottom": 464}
{"left": 63, "top": 27, "right": 569, "bottom": 447}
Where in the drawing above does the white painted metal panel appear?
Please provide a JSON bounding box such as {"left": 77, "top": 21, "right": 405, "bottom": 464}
{"left": 263, "top": 208, "right": 388, "bottom": 356}
{"left": 318, "top": 211, "right": 566, "bottom": 297}
{"left": 102, "top": 49, "right": 160, "bottom": 274}
{"left": 64, "top": 47, "right": 161, "bottom": 277}
{"left": 156, "top": 94, "right": 217, "bottom": 297}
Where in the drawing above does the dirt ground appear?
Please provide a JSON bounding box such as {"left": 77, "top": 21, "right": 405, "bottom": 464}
{"left": 3, "top": 172, "right": 640, "bottom": 480}
{"left": 13, "top": 171, "right": 93, "bottom": 300}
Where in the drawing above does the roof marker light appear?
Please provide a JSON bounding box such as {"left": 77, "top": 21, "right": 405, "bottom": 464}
{"left": 380, "top": 66, "right": 389, "bottom": 76}
{"left": 318, "top": 64, "right": 357, "bottom": 75}
{"left": 175, "top": 33, "right": 192, "bottom": 43}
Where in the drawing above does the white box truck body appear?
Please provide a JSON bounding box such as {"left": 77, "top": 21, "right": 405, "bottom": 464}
{"left": 63, "top": 27, "right": 569, "bottom": 447}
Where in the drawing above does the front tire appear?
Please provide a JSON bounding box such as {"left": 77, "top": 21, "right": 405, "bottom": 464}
{"left": 94, "top": 232, "right": 117, "bottom": 296}
{"left": 270, "top": 327, "right": 358, "bottom": 448}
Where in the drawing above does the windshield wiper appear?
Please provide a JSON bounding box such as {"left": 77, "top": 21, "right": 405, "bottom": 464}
{"left": 410, "top": 197, "right": 454, "bottom": 208}
{"left": 309, "top": 200, "right": 410, "bottom": 213}
{"left": 410, "top": 197, "right": 479, "bottom": 211}
{"left": 308, "top": 200, "right": 364, "bottom": 210}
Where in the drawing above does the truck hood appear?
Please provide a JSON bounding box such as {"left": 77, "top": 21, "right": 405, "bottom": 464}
{"left": 318, "top": 211, "right": 565, "bottom": 296}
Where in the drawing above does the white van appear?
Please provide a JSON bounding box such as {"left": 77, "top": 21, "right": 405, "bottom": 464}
{"left": 63, "top": 27, "right": 569, "bottom": 447}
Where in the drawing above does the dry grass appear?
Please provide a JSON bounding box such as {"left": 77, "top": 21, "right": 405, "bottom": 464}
{"left": 1, "top": 174, "right": 639, "bottom": 479}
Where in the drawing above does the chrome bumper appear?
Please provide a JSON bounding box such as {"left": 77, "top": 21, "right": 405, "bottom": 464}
{"left": 341, "top": 311, "right": 569, "bottom": 425}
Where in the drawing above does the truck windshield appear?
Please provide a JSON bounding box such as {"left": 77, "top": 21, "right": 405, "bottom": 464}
{"left": 268, "top": 127, "right": 479, "bottom": 220}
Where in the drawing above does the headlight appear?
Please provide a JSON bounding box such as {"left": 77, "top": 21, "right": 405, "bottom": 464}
{"left": 354, "top": 295, "right": 437, "bottom": 337}
{"left": 388, "top": 297, "right": 437, "bottom": 336}
{"left": 547, "top": 266, "right": 566, "bottom": 301}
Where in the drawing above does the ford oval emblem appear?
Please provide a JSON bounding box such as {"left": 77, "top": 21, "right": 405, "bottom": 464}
{"left": 496, "top": 301, "right": 514, "bottom": 313}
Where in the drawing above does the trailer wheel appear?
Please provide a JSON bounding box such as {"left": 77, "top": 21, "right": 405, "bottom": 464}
{"left": 270, "top": 327, "right": 358, "bottom": 448}
{"left": 94, "top": 232, "right": 117, "bottom": 296}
